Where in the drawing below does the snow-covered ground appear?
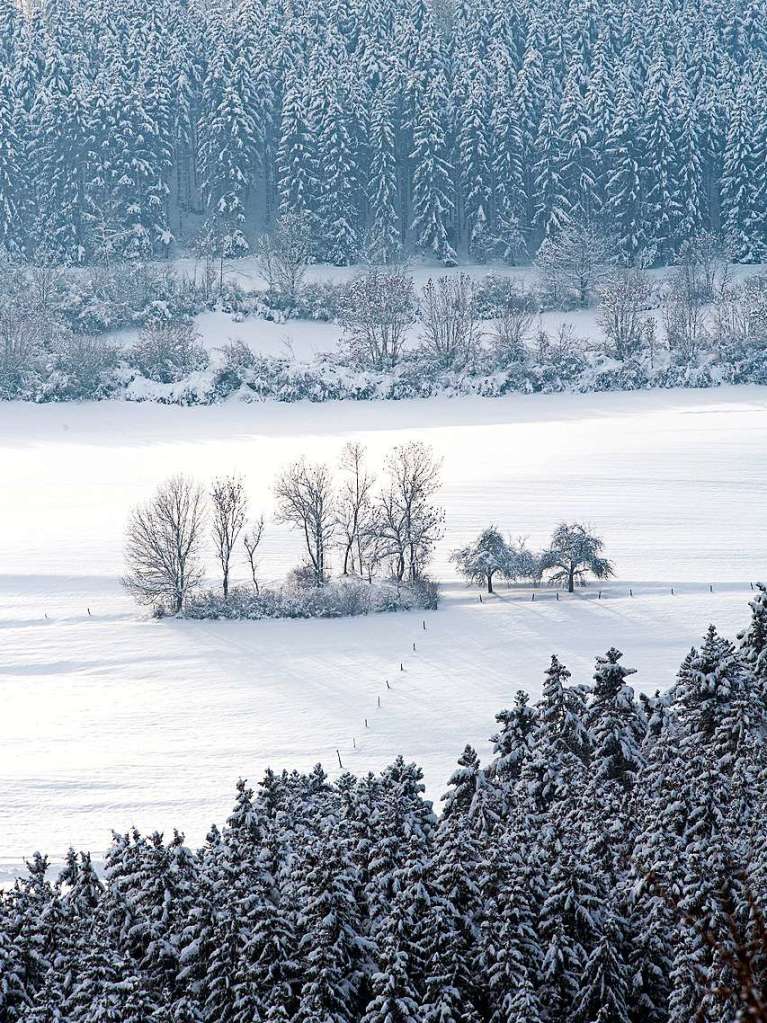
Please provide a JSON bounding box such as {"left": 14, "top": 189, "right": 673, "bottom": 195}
{"left": 1, "top": 385, "right": 765, "bottom": 881}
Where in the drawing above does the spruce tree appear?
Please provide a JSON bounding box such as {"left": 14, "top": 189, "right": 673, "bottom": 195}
{"left": 588, "top": 648, "right": 646, "bottom": 791}
{"left": 410, "top": 74, "right": 456, "bottom": 265}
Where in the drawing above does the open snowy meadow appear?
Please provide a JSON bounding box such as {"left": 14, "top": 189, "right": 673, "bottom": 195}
{"left": 1, "top": 384, "right": 765, "bottom": 881}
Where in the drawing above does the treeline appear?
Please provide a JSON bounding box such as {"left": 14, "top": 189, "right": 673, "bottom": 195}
{"left": 4, "top": 588, "right": 767, "bottom": 1022}
{"left": 123, "top": 441, "right": 444, "bottom": 616}
{"left": 2, "top": 0, "right": 767, "bottom": 266}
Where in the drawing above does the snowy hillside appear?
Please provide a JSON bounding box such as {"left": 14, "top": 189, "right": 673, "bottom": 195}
{"left": 1, "top": 385, "right": 765, "bottom": 880}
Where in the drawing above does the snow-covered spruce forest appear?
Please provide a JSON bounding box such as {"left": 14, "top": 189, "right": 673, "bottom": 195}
{"left": 5, "top": 0, "right": 767, "bottom": 404}
{"left": 4, "top": 590, "right": 767, "bottom": 1022}
{"left": 2, "top": 0, "right": 767, "bottom": 267}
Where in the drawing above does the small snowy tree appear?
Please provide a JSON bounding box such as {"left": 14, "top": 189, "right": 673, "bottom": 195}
{"left": 374, "top": 441, "right": 444, "bottom": 583}
{"left": 540, "top": 522, "right": 614, "bottom": 592}
{"left": 450, "top": 526, "right": 515, "bottom": 593}
{"left": 257, "top": 212, "right": 313, "bottom": 302}
{"left": 336, "top": 442, "right": 376, "bottom": 577}
{"left": 489, "top": 285, "right": 535, "bottom": 365}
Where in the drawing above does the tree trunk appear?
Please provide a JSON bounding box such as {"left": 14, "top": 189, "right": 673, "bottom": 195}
{"left": 487, "top": 573, "right": 494, "bottom": 594}
{"left": 568, "top": 567, "right": 575, "bottom": 593}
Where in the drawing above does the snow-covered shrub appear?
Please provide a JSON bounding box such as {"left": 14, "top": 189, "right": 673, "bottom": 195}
{"left": 719, "top": 336, "right": 767, "bottom": 385}
{"left": 418, "top": 275, "right": 482, "bottom": 369}
{"left": 0, "top": 301, "right": 64, "bottom": 399}
{"left": 180, "top": 575, "right": 439, "bottom": 621}
{"left": 128, "top": 323, "right": 208, "bottom": 384}
{"left": 218, "top": 280, "right": 264, "bottom": 320}
{"left": 528, "top": 325, "right": 589, "bottom": 392}
{"left": 408, "top": 575, "right": 440, "bottom": 610}
{"left": 285, "top": 563, "right": 326, "bottom": 591}
{"left": 42, "top": 335, "right": 120, "bottom": 400}
{"left": 54, "top": 264, "right": 203, "bottom": 334}
{"left": 595, "top": 269, "right": 656, "bottom": 360}
{"left": 585, "top": 357, "right": 652, "bottom": 393}
{"left": 470, "top": 274, "right": 531, "bottom": 319}
{"left": 262, "top": 279, "right": 346, "bottom": 322}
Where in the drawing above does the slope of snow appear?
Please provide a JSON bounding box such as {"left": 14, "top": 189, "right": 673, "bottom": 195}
{"left": 1, "top": 385, "right": 765, "bottom": 880}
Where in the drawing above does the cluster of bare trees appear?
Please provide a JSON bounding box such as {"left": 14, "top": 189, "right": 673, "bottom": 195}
{"left": 338, "top": 269, "right": 498, "bottom": 371}
{"left": 537, "top": 226, "right": 767, "bottom": 367}
{"left": 274, "top": 440, "right": 444, "bottom": 587}
{"left": 122, "top": 441, "right": 444, "bottom": 614}
{"left": 123, "top": 474, "right": 263, "bottom": 613}
{"left": 333, "top": 234, "right": 767, "bottom": 379}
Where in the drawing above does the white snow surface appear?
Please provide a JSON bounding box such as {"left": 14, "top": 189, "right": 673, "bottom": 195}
{"left": 1, "top": 385, "right": 766, "bottom": 880}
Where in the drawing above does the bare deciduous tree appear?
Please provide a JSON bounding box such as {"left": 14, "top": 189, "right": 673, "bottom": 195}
{"left": 243, "top": 516, "right": 265, "bottom": 593}
{"left": 677, "top": 231, "right": 729, "bottom": 303}
{"left": 274, "top": 459, "right": 336, "bottom": 586}
{"left": 662, "top": 278, "right": 709, "bottom": 363}
{"left": 28, "top": 243, "right": 66, "bottom": 311}
{"left": 375, "top": 441, "right": 444, "bottom": 582}
{"left": 490, "top": 286, "right": 535, "bottom": 364}
{"left": 336, "top": 442, "right": 376, "bottom": 576}
{"left": 536, "top": 222, "right": 619, "bottom": 307}
{"left": 0, "top": 298, "right": 61, "bottom": 397}
{"left": 338, "top": 266, "right": 417, "bottom": 369}
{"left": 596, "top": 268, "right": 655, "bottom": 360}
{"left": 419, "top": 274, "right": 482, "bottom": 367}
{"left": 662, "top": 234, "right": 733, "bottom": 363}
{"left": 256, "top": 212, "right": 313, "bottom": 301}
{"left": 123, "top": 475, "right": 206, "bottom": 613}
{"left": 210, "top": 475, "right": 248, "bottom": 599}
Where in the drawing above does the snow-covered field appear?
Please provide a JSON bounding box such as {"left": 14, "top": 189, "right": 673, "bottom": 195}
{"left": 1, "top": 385, "right": 766, "bottom": 880}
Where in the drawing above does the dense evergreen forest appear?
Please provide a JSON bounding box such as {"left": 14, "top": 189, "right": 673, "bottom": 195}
{"left": 2, "top": 0, "right": 767, "bottom": 267}
{"left": 3, "top": 587, "right": 767, "bottom": 1022}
